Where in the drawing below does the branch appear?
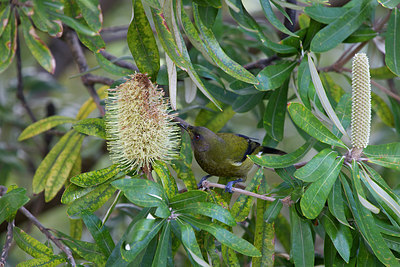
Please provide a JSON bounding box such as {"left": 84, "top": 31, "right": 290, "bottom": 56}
{"left": 99, "top": 50, "right": 138, "bottom": 72}
{"left": 63, "top": 28, "right": 105, "bottom": 116}
{"left": 19, "top": 206, "right": 76, "bottom": 266}
{"left": 371, "top": 80, "right": 400, "bottom": 103}
{"left": 243, "top": 56, "right": 279, "bottom": 70}
{"left": 15, "top": 26, "right": 37, "bottom": 122}
{"left": 0, "top": 220, "right": 14, "bottom": 267}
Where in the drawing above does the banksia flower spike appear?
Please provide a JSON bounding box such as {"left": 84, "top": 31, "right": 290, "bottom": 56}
{"left": 105, "top": 73, "right": 180, "bottom": 172}
{"left": 351, "top": 53, "right": 371, "bottom": 158}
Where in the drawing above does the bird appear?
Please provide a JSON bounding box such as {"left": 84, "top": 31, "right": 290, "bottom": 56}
{"left": 175, "top": 118, "right": 285, "bottom": 192}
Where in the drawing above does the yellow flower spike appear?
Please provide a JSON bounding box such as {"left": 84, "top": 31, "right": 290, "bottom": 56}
{"left": 105, "top": 73, "right": 180, "bottom": 172}
{"left": 351, "top": 53, "right": 371, "bottom": 157}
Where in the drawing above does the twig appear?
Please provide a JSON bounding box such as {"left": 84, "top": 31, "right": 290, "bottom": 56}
{"left": 15, "top": 25, "right": 36, "bottom": 122}
{"left": 202, "top": 181, "right": 276, "bottom": 202}
{"left": 371, "top": 80, "right": 400, "bottom": 103}
{"left": 85, "top": 75, "right": 114, "bottom": 86}
{"left": 63, "top": 28, "right": 105, "bottom": 116}
{"left": 0, "top": 220, "right": 14, "bottom": 267}
{"left": 19, "top": 207, "right": 76, "bottom": 266}
{"left": 100, "top": 50, "right": 138, "bottom": 72}
{"left": 243, "top": 56, "right": 279, "bottom": 70}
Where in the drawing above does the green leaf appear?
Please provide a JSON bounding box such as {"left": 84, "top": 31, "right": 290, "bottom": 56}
{"left": 18, "top": 115, "right": 76, "bottom": 141}
{"left": 43, "top": 131, "right": 84, "bottom": 202}
{"left": 73, "top": 117, "right": 107, "bottom": 139}
{"left": 0, "top": 12, "right": 17, "bottom": 73}
{"left": 192, "top": 3, "right": 258, "bottom": 84}
{"left": 20, "top": 12, "right": 55, "bottom": 73}
{"left": 363, "top": 142, "right": 400, "bottom": 170}
{"left": 182, "top": 215, "right": 261, "bottom": 257}
{"left": 17, "top": 256, "right": 66, "bottom": 267}
{"left": 152, "top": 222, "right": 171, "bottom": 267}
{"left": 297, "top": 57, "right": 312, "bottom": 109}
{"left": 122, "top": 218, "right": 165, "bottom": 261}
{"left": 0, "top": 5, "right": 10, "bottom": 36}
{"left": 249, "top": 139, "right": 314, "bottom": 168}
{"left": 179, "top": 202, "right": 236, "bottom": 226}
{"left": 385, "top": 8, "right": 400, "bottom": 77}
{"left": 310, "top": 1, "right": 373, "bottom": 52}
{"left": 31, "top": 0, "right": 63, "bottom": 37}
{"left": 372, "top": 91, "right": 395, "bottom": 126}
{"left": 127, "top": 0, "right": 160, "bottom": 80}
{"left": 343, "top": 25, "right": 377, "bottom": 43}
{"left": 328, "top": 178, "right": 352, "bottom": 228}
{"left": 232, "top": 92, "right": 264, "bottom": 113}
{"left": 263, "top": 80, "right": 288, "bottom": 141}
{"left": 378, "top": 0, "right": 400, "bottom": 8}
{"left": 231, "top": 168, "right": 264, "bottom": 222}
{"left": 305, "top": 5, "right": 347, "bottom": 24}
{"left": 0, "top": 188, "right": 28, "bottom": 224}
{"left": 13, "top": 227, "right": 53, "bottom": 258}
{"left": 67, "top": 182, "right": 115, "bottom": 218}
{"left": 76, "top": 0, "right": 102, "bottom": 32}
{"left": 356, "top": 239, "right": 379, "bottom": 266}
{"left": 288, "top": 102, "right": 348, "bottom": 149}
{"left": 70, "top": 218, "right": 83, "bottom": 240}
{"left": 290, "top": 207, "right": 314, "bottom": 267}
{"left": 169, "top": 190, "right": 208, "bottom": 210}
{"left": 82, "top": 212, "right": 115, "bottom": 257}
{"left": 50, "top": 10, "right": 98, "bottom": 37}
{"left": 95, "top": 53, "right": 134, "bottom": 76}
{"left": 371, "top": 66, "right": 397, "bottom": 79}
{"left": 300, "top": 157, "right": 343, "bottom": 219}
{"left": 71, "top": 164, "right": 121, "bottom": 187}
{"left": 332, "top": 93, "right": 352, "bottom": 138}
{"left": 320, "top": 211, "right": 352, "bottom": 263}
{"left": 260, "top": 0, "right": 297, "bottom": 37}
{"left": 195, "top": 102, "right": 235, "bottom": 132}
{"left": 56, "top": 230, "right": 107, "bottom": 265}
{"left": 255, "top": 61, "right": 296, "bottom": 91}
{"left": 294, "top": 149, "right": 338, "bottom": 182}
{"left": 263, "top": 199, "right": 283, "bottom": 223}
{"left": 153, "top": 161, "right": 178, "bottom": 199}
{"left": 319, "top": 72, "right": 345, "bottom": 103}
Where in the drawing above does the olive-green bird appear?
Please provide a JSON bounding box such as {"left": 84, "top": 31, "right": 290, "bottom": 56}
{"left": 175, "top": 118, "right": 285, "bottom": 192}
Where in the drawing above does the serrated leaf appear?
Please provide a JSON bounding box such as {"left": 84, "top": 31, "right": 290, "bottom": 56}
{"left": 82, "top": 212, "right": 115, "bottom": 257}
{"left": 290, "top": 207, "right": 314, "bottom": 267}
{"left": 76, "top": 86, "right": 108, "bottom": 120}
{"left": 363, "top": 142, "right": 400, "bottom": 170}
{"left": 76, "top": 0, "right": 102, "bottom": 32}
{"left": 0, "top": 188, "right": 29, "bottom": 224}
{"left": 300, "top": 157, "right": 343, "bottom": 219}
{"left": 13, "top": 227, "right": 53, "bottom": 258}
{"left": 71, "top": 164, "right": 120, "bottom": 187}
{"left": 385, "top": 8, "right": 400, "bottom": 77}
{"left": 288, "top": 102, "right": 348, "bottom": 149}
{"left": 67, "top": 182, "right": 115, "bottom": 218}
{"left": 183, "top": 215, "right": 261, "bottom": 257}
{"left": 43, "top": 131, "right": 84, "bottom": 202}
{"left": 73, "top": 117, "right": 107, "bottom": 139}
{"left": 249, "top": 139, "right": 314, "bottom": 168}
{"left": 17, "top": 256, "right": 66, "bottom": 267}
{"left": 310, "top": 1, "right": 373, "bottom": 52}
{"left": 320, "top": 211, "right": 352, "bottom": 263}
{"left": 231, "top": 168, "right": 264, "bottom": 222}
{"left": 192, "top": 3, "right": 258, "bottom": 84}
{"left": 127, "top": 0, "right": 160, "bottom": 79}
{"left": 295, "top": 149, "right": 338, "bottom": 182}
{"left": 153, "top": 160, "right": 178, "bottom": 199}
{"left": 263, "top": 80, "right": 288, "bottom": 141}
{"left": 18, "top": 116, "right": 76, "bottom": 141}
{"left": 255, "top": 61, "right": 296, "bottom": 91}
{"left": 20, "top": 12, "right": 55, "bottom": 73}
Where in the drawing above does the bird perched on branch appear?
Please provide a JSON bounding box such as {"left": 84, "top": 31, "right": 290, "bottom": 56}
{"left": 175, "top": 117, "right": 285, "bottom": 192}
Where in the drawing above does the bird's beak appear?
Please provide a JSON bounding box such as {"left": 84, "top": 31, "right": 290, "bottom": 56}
{"left": 173, "top": 116, "right": 190, "bottom": 131}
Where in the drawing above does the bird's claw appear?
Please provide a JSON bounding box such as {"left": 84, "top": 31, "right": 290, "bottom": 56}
{"left": 224, "top": 178, "right": 243, "bottom": 193}
{"left": 198, "top": 175, "right": 212, "bottom": 189}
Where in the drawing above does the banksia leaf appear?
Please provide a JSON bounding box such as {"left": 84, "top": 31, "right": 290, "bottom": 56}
{"left": 105, "top": 73, "right": 180, "bottom": 171}
{"left": 351, "top": 53, "right": 371, "bottom": 149}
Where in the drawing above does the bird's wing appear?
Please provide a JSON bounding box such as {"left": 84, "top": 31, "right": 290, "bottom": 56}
{"left": 217, "top": 133, "right": 260, "bottom": 163}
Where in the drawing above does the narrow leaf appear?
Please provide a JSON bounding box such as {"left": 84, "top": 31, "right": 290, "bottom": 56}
{"left": 153, "top": 160, "right": 178, "bottom": 199}
{"left": 290, "top": 207, "right": 314, "bottom": 267}
{"left": 76, "top": 0, "right": 102, "bottom": 32}
{"left": 363, "top": 142, "right": 400, "bottom": 170}
{"left": 95, "top": 53, "right": 134, "bottom": 76}
{"left": 255, "top": 61, "right": 296, "bottom": 91}
{"left": 260, "top": 0, "right": 297, "bottom": 37}
{"left": 295, "top": 149, "right": 338, "bottom": 182}
{"left": 152, "top": 222, "right": 171, "bottom": 267}
{"left": 0, "top": 188, "right": 29, "bottom": 224}
{"left": 385, "top": 8, "right": 400, "bottom": 77}
{"left": 73, "top": 117, "right": 107, "bottom": 139}
{"left": 18, "top": 116, "right": 76, "bottom": 141}
{"left": 13, "top": 227, "right": 53, "bottom": 258}
{"left": 71, "top": 164, "right": 120, "bottom": 187}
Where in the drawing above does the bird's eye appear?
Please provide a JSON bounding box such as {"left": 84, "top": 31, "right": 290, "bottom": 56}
{"left": 194, "top": 134, "right": 200, "bottom": 140}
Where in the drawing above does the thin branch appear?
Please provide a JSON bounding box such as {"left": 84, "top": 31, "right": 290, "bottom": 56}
{"left": 202, "top": 180, "right": 276, "bottom": 202}
{"left": 99, "top": 50, "right": 138, "bottom": 71}
{"left": 371, "top": 80, "right": 400, "bottom": 103}
{"left": 63, "top": 28, "right": 105, "bottom": 116}
{"left": 85, "top": 75, "right": 114, "bottom": 86}
{"left": 0, "top": 220, "right": 14, "bottom": 267}
{"left": 15, "top": 26, "right": 37, "bottom": 122}
{"left": 243, "top": 56, "right": 279, "bottom": 70}
{"left": 19, "top": 207, "right": 76, "bottom": 266}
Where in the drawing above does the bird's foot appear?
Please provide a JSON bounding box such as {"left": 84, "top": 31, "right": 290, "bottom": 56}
{"left": 225, "top": 178, "right": 243, "bottom": 193}
{"left": 198, "top": 175, "right": 212, "bottom": 189}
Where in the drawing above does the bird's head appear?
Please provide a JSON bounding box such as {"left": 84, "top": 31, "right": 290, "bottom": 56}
{"left": 179, "top": 124, "right": 218, "bottom": 153}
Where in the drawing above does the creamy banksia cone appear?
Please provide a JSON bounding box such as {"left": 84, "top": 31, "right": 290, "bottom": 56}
{"left": 351, "top": 53, "right": 371, "bottom": 151}
{"left": 105, "top": 73, "right": 180, "bottom": 171}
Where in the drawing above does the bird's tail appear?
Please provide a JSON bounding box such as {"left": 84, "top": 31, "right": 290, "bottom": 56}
{"left": 261, "top": 146, "right": 286, "bottom": 155}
